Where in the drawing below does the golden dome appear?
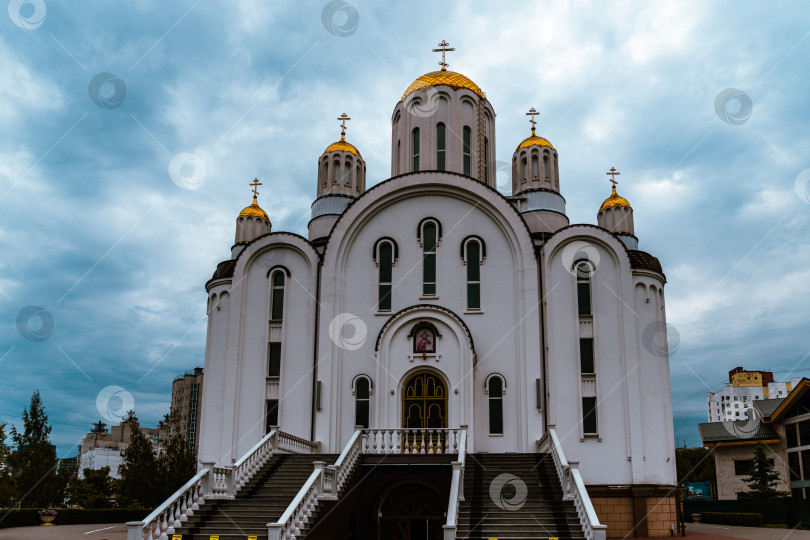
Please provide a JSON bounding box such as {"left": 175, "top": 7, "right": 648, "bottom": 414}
{"left": 516, "top": 127, "right": 555, "bottom": 152}
{"left": 324, "top": 135, "right": 361, "bottom": 157}
{"left": 239, "top": 196, "right": 269, "bottom": 220}
{"left": 401, "top": 69, "right": 486, "bottom": 101}
{"left": 599, "top": 186, "right": 632, "bottom": 212}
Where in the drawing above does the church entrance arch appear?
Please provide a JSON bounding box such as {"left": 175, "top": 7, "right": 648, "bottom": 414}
{"left": 378, "top": 483, "right": 445, "bottom": 539}
{"left": 402, "top": 371, "right": 447, "bottom": 453}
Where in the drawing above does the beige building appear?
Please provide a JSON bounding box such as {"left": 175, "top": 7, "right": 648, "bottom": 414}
{"left": 706, "top": 366, "right": 799, "bottom": 422}
{"left": 77, "top": 417, "right": 168, "bottom": 478}
{"left": 170, "top": 367, "right": 204, "bottom": 453}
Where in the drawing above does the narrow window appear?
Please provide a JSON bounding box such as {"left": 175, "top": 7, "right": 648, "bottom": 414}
{"left": 532, "top": 155, "right": 539, "bottom": 178}
{"left": 488, "top": 376, "right": 504, "bottom": 435}
{"left": 582, "top": 397, "right": 597, "bottom": 434}
{"left": 271, "top": 272, "right": 285, "bottom": 320}
{"left": 355, "top": 377, "right": 370, "bottom": 428}
{"left": 265, "top": 399, "right": 279, "bottom": 433}
{"left": 580, "top": 338, "right": 594, "bottom": 374}
{"left": 436, "top": 123, "right": 446, "bottom": 171}
{"left": 466, "top": 240, "right": 481, "bottom": 309}
{"left": 521, "top": 157, "right": 528, "bottom": 182}
{"left": 333, "top": 159, "right": 340, "bottom": 183}
{"left": 412, "top": 128, "right": 420, "bottom": 171}
{"left": 422, "top": 223, "right": 437, "bottom": 295}
{"left": 356, "top": 163, "right": 361, "bottom": 192}
{"left": 484, "top": 137, "right": 489, "bottom": 183}
{"left": 576, "top": 263, "right": 592, "bottom": 316}
{"left": 463, "top": 126, "right": 471, "bottom": 176}
{"left": 397, "top": 140, "right": 401, "bottom": 173}
{"left": 344, "top": 161, "right": 351, "bottom": 186}
{"left": 268, "top": 343, "right": 281, "bottom": 377}
{"left": 322, "top": 160, "right": 328, "bottom": 187}
{"left": 543, "top": 154, "right": 549, "bottom": 180}
{"left": 378, "top": 242, "right": 393, "bottom": 311}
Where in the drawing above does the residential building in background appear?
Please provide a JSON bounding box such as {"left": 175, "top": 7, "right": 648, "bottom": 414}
{"left": 77, "top": 417, "right": 168, "bottom": 479}
{"left": 706, "top": 366, "right": 799, "bottom": 422}
{"left": 57, "top": 456, "right": 79, "bottom": 478}
{"left": 170, "top": 367, "right": 204, "bottom": 453}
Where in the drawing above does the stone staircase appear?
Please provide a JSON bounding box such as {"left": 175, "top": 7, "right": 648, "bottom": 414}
{"left": 174, "top": 453, "right": 337, "bottom": 540}
{"left": 456, "top": 453, "right": 586, "bottom": 540}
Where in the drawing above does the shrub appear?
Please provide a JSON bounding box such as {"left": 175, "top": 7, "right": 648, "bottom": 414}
{"left": 701, "top": 512, "right": 764, "bottom": 527}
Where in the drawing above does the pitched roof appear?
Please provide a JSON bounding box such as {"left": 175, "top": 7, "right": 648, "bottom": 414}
{"left": 698, "top": 420, "right": 778, "bottom": 445}
{"left": 753, "top": 398, "right": 785, "bottom": 421}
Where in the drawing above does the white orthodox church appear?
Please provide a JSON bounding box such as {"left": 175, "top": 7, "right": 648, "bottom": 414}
{"left": 190, "top": 43, "right": 678, "bottom": 539}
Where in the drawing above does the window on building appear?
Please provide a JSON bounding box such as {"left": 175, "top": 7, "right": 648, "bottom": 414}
{"left": 531, "top": 154, "right": 539, "bottom": 178}
{"left": 488, "top": 376, "right": 504, "bottom": 435}
{"left": 378, "top": 241, "right": 393, "bottom": 311}
{"left": 576, "top": 262, "right": 592, "bottom": 316}
{"left": 436, "top": 123, "right": 446, "bottom": 171}
{"left": 788, "top": 423, "right": 800, "bottom": 448}
{"left": 412, "top": 128, "right": 420, "bottom": 171}
{"left": 463, "top": 126, "right": 471, "bottom": 176}
{"left": 800, "top": 420, "right": 810, "bottom": 447}
{"left": 270, "top": 271, "right": 285, "bottom": 320}
{"left": 333, "top": 159, "right": 340, "bottom": 183}
{"left": 521, "top": 156, "right": 528, "bottom": 183}
{"left": 789, "top": 452, "right": 800, "bottom": 481}
{"left": 582, "top": 397, "right": 597, "bottom": 435}
{"left": 422, "top": 221, "right": 437, "bottom": 295}
{"left": 580, "top": 338, "right": 595, "bottom": 374}
{"left": 265, "top": 399, "right": 279, "bottom": 433}
{"left": 397, "top": 140, "right": 401, "bottom": 173}
{"left": 268, "top": 343, "right": 281, "bottom": 377}
{"left": 355, "top": 377, "right": 370, "bottom": 428}
{"left": 734, "top": 459, "right": 752, "bottom": 476}
{"left": 484, "top": 137, "right": 489, "bottom": 183}
{"left": 465, "top": 239, "right": 482, "bottom": 309}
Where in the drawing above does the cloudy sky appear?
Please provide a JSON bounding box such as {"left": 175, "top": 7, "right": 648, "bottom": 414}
{"left": 1, "top": 0, "right": 808, "bottom": 456}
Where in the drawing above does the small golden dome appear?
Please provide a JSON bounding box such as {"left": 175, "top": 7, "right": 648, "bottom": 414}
{"left": 401, "top": 69, "right": 486, "bottom": 101}
{"left": 239, "top": 196, "right": 269, "bottom": 220}
{"left": 599, "top": 186, "right": 632, "bottom": 212}
{"left": 516, "top": 127, "right": 555, "bottom": 152}
{"left": 324, "top": 134, "right": 361, "bottom": 157}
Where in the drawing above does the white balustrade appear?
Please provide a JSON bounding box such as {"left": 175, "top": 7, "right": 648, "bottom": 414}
{"left": 126, "top": 468, "right": 208, "bottom": 540}
{"left": 442, "top": 427, "right": 467, "bottom": 540}
{"left": 361, "top": 428, "right": 462, "bottom": 455}
{"left": 321, "top": 429, "right": 362, "bottom": 500}
{"left": 268, "top": 465, "right": 324, "bottom": 540}
{"left": 538, "top": 427, "right": 607, "bottom": 540}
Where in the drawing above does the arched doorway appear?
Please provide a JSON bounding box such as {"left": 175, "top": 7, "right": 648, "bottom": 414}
{"left": 379, "top": 483, "right": 445, "bottom": 539}
{"left": 402, "top": 371, "right": 447, "bottom": 453}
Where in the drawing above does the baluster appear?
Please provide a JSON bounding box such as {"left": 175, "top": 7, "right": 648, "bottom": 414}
{"left": 159, "top": 509, "right": 169, "bottom": 540}
{"left": 146, "top": 522, "right": 155, "bottom": 540}
{"left": 191, "top": 483, "right": 200, "bottom": 511}
{"left": 179, "top": 492, "right": 188, "bottom": 522}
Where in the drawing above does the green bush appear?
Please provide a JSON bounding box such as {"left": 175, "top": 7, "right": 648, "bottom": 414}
{"left": 701, "top": 512, "right": 765, "bottom": 527}
{"left": 0, "top": 508, "right": 150, "bottom": 529}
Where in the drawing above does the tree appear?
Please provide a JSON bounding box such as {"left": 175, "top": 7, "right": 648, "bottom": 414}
{"left": 67, "top": 467, "right": 114, "bottom": 508}
{"left": 117, "top": 416, "right": 161, "bottom": 508}
{"left": 0, "top": 423, "right": 17, "bottom": 507}
{"left": 737, "top": 442, "right": 786, "bottom": 499}
{"left": 676, "top": 446, "right": 717, "bottom": 485}
{"left": 158, "top": 410, "right": 197, "bottom": 500}
{"left": 9, "top": 391, "right": 64, "bottom": 507}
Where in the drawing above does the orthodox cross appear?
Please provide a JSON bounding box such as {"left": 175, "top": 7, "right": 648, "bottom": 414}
{"left": 526, "top": 107, "right": 539, "bottom": 134}
{"left": 432, "top": 40, "right": 455, "bottom": 70}
{"left": 249, "top": 178, "right": 262, "bottom": 198}
{"left": 606, "top": 167, "right": 620, "bottom": 188}
{"left": 337, "top": 112, "right": 351, "bottom": 139}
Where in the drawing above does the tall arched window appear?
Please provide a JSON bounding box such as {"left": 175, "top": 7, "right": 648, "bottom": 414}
{"left": 436, "top": 123, "right": 446, "bottom": 171}
{"left": 270, "top": 271, "right": 285, "bottom": 320}
{"left": 322, "top": 160, "right": 328, "bottom": 188}
{"left": 532, "top": 154, "right": 539, "bottom": 179}
{"left": 378, "top": 241, "right": 393, "bottom": 311}
{"left": 521, "top": 156, "right": 528, "bottom": 183}
{"left": 344, "top": 161, "right": 351, "bottom": 186}
{"left": 412, "top": 128, "right": 420, "bottom": 172}
{"left": 397, "top": 140, "right": 401, "bottom": 174}
{"left": 487, "top": 375, "right": 504, "bottom": 435}
{"left": 356, "top": 163, "right": 361, "bottom": 192}
{"left": 543, "top": 154, "right": 550, "bottom": 180}
{"left": 354, "top": 376, "right": 371, "bottom": 428}
{"left": 576, "top": 262, "right": 592, "bottom": 316}
{"left": 422, "top": 221, "right": 438, "bottom": 295}
{"left": 464, "top": 238, "right": 483, "bottom": 310}
{"left": 332, "top": 159, "right": 340, "bottom": 183}
{"left": 484, "top": 137, "right": 489, "bottom": 183}
{"left": 462, "top": 126, "right": 471, "bottom": 176}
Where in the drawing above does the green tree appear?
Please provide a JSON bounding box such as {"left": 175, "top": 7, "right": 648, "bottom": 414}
{"left": 158, "top": 410, "right": 197, "bottom": 499}
{"left": 676, "top": 446, "right": 717, "bottom": 484}
{"left": 66, "top": 467, "right": 114, "bottom": 508}
{"left": 737, "top": 442, "right": 786, "bottom": 499}
{"left": 117, "top": 416, "right": 161, "bottom": 508}
{"left": 0, "top": 423, "right": 17, "bottom": 507}
{"left": 9, "top": 391, "right": 64, "bottom": 507}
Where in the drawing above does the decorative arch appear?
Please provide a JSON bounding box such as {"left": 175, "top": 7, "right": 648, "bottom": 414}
{"left": 416, "top": 217, "right": 443, "bottom": 244}
{"left": 460, "top": 235, "right": 487, "bottom": 259}
{"left": 408, "top": 321, "right": 441, "bottom": 354}
{"left": 374, "top": 304, "right": 474, "bottom": 357}
{"left": 484, "top": 372, "right": 507, "bottom": 394}
{"left": 372, "top": 237, "right": 399, "bottom": 262}
{"left": 351, "top": 374, "right": 374, "bottom": 395}
{"left": 265, "top": 264, "right": 291, "bottom": 278}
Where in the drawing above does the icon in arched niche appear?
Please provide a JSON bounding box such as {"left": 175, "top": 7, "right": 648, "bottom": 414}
{"left": 409, "top": 321, "right": 440, "bottom": 354}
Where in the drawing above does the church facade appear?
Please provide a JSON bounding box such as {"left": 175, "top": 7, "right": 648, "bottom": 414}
{"left": 197, "top": 46, "right": 677, "bottom": 537}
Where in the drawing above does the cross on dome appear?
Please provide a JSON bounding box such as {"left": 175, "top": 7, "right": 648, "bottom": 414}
{"left": 526, "top": 107, "right": 539, "bottom": 135}
{"left": 432, "top": 40, "right": 455, "bottom": 71}
{"left": 606, "top": 167, "right": 620, "bottom": 188}
{"left": 337, "top": 112, "right": 351, "bottom": 140}
{"left": 249, "top": 177, "right": 262, "bottom": 198}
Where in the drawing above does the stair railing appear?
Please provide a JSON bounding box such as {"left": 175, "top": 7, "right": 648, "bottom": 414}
{"left": 267, "top": 462, "right": 326, "bottom": 540}
{"left": 321, "top": 428, "right": 363, "bottom": 500}
{"left": 441, "top": 426, "right": 468, "bottom": 540}
{"left": 232, "top": 429, "right": 279, "bottom": 492}
{"left": 361, "top": 428, "right": 463, "bottom": 454}
{"left": 538, "top": 426, "right": 607, "bottom": 540}
{"left": 126, "top": 467, "right": 208, "bottom": 540}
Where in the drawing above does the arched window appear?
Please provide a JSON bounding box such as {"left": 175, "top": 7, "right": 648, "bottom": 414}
{"left": 436, "top": 123, "right": 446, "bottom": 171}
{"left": 377, "top": 240, "right": 394, "bottom": 311}
{"left": 543, "top": 154, "right": 550, "bottom": 180}
{"left": 354, "top": 376, "right": 371, "bottom": 428}
{"left": 486, "top": 375, "right": 504, "bottom": 435}
{"left": 356, "top": 163, "right": 361, "bottom": 192}
{"left": 412, "top": 128, "right": 420, "bottom": 172}
{"left": 521, "top": 156, "right": 528, "bottom": 183}
{"left": 344, "top": 161, "right": 351, "bottom": 186}
{"left": 462, "top": 126, "right": 471, "bottom": 176}
{"left": 484, "top": 137, "right": 489, "bottom": 183}
{"left": 332, "top": 159, "right": 340, "bottom": 183}
{"left": 270, "top": 271, "right": 285, "bottom": 320}
{"left": 532, "top": 154, "right": 539, "bottom": 179}
{"left": 463, "top": 238, "right": 483, "bottom": 310}
{"left": 397, "top": 139, "right": 401, "bottom": 174}
{"left": 322, "top": 159, "right": 328, "bottom": 188}
{"left": 420, "top": 220, "right": 439, "bottom": 295}
{"left": 576, "top": 262, "right": 592, "bottom": 316}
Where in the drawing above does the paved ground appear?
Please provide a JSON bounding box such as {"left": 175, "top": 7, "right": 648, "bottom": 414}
{"left": 0, "top": 523, "right": 127, "bottom": 539}
{"left": 681, "top": 523, "right": 810, "bottom": 540}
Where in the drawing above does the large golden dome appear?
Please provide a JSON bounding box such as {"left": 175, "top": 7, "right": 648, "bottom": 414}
{"left": 324, "top": 136, "right": 361, "bottom": 157}
{"left": 239, "top": 196, "right": 269, "bottom": 220}
{"left": 401, "top": 69, "right": 486, "bottom": 101}
{"left": 516, "top": 127, "right": 555, "bottom": 152}
{"left": 599, "top": 186, "right": 631, "bottom": 212}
